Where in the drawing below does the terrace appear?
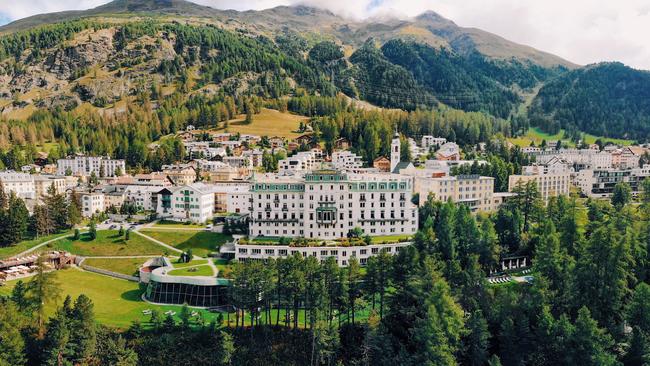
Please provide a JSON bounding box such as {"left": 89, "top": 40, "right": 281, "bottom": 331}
{"left": 0, "top": 251, "right": 74, "bottom": 282}
{"left": 240, "top": 234, "right": 412, "bottom": 247}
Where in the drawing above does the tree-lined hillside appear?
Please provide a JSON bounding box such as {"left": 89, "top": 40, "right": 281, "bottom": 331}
{"left": 529, "top": 62, "right": 650, "bottom": 140}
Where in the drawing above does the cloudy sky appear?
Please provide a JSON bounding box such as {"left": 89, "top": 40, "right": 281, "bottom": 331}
{"left": 1, "top": 0, "right": 650, "bottom": 70}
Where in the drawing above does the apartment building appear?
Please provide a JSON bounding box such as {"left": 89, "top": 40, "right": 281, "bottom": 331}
{"left": 435, "top": 142, "right": 461, "bottom": 161}
{"left": 279, "top": 151, "right": 321, "bottom": 174}
{"left": 156, "top": 183, "right": 217, "bottom": 223}
{"left": 162, "top": 165, "right": 197, "bottom": 186}
{"left": 57, "top": 156, "right": 125, "bottom": 177}
{"left": 78, "top": 192, "right": 105, "bottom": 217}
{"left": 211, "top": 182, "right": 252, "bottom": 213}
{"left": 32, "top": 175, "right": 68, "bottom": 198}
{"left": 508, "top": 171, "right": 571, "bottom": 202}
{"left": 532, "top": 149, "right": 612, "bottom": 169}
{"left": 331, "top": 151, "right": 364, "bottom": 171}
{"left": 249, "top": 169, "right": 418, "bottom": 240}
{"left": 421, "top": 136, "right": 447, "bottom": 151}
{"left": 414, "top": 174, "right": 496, "bottom": 212}
{"left": 225, "top": 185, "right": 252, "bottom": 214}
{"left": 575, "top": 167, "right": 650, "bottom": 198}
{"left": 0, "top": 171, "right": 35, "bottom": 199}
{"left": 222, "top": 155, "right": 252, "bottom": 168}
{"left": 124, "top": 185, "right": 161, "bottom": 211}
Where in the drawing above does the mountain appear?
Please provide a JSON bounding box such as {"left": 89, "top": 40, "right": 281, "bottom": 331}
{"left": 0, "top": 0, "right": 575, "bottom": 70}
{"left": 3, "top": 0, "right": 650, "bottom": 141}
{"left": 529, "top": 62, "right": 650, "bottom": 141}
{"left": 0, "top": 0, "right": 576, "bottom": 119}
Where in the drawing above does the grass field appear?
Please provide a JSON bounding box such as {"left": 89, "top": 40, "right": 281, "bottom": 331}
{"left": 139, "top": 230, "right": 231, "bottom": 257}
{"left": 46, "top": 230, "right": 167, "bottom": 257}
{"left": 213, "top": 108, "right": 308, "bottom": 139}
{"left": 508, "top": 127, "right": 634, "bottom": 147}
{"left": 0, "top": 269, "right": 225, "bottom": 328}
{"left": 370, "top": 235, "right": 412, "bottom": 244}
{"left": 0, "top": 268, "right": 377, "bottom": 329}
{"left": 172, "top": 259, "right": 209, "bottom": 268}
{"left": 0, "top": 231, "right": 72, "bottom": 259}
{"left": 168, "top": 265, "right": 214, "bottom": 277}
{"left": 152, "top": 220, "right": 206, "bottom": 228}
{"left": 82, "top": 257, "right": 147, "bottom": 276}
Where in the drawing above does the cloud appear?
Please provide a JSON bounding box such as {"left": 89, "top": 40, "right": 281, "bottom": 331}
{"left": 1, "top": 0, "right": 650, "bottom": 69}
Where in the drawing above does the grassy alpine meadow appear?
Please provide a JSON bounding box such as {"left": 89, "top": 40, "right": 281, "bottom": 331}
{"left": 45, "top": 230, "right": 168, "bottom": 257}
{"left": 508, "top": 127, "right": 634, "bottom": 147}
{"left": 214, "top": 108, "right": 308, "bottom": 139}
{"left": 139, "top": 229, "right": 231, "bottom": 257}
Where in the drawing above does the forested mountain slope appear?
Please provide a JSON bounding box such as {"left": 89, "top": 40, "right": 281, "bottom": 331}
{"left": 2, "top": 1, "right": 650, "bottom": 140}
{"left": 529, "top": 62, "right": 650, "bottom": 140}
{"left": 1, "top": 0, "right": 575, "bottom": 70}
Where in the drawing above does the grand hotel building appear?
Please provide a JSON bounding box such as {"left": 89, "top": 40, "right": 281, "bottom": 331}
{"left": 249, "top": 169, "right": 418, "bottom": 240}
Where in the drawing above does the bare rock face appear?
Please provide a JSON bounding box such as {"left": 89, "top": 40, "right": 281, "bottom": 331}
{"left": 45, "top": 29, "right": 116, "bottom": 80}
{"left": 74, "top": 77, "right": 132, "bottom": 105}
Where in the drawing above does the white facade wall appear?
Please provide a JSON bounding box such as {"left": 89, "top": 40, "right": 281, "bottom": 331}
{"left": 421, "top": 136, "right": 447, "bottom": 150}
{"left": 508, "top": 172, "right": 571, "bottom": 202}
{"left": 415, "top": 175, "right": 496, "bottom": 212}
{"left": 575, "top": 168, "right": 650, "bottom": 198}
{"left": 0, "top": 171, "right": 35, "bottom": 199}
{"left": 33, "top": 175, "right": 67, "bottom": 198}
{"left": 249, "top": 170, "right": 418, "bottom": 240}
{"left": 235, "top": 241, "right": 411, "bottom": 266}
{"left": 331, "top": 151, "right": 363, "bottom": 171}
{"left": 226, "top": 188, "right": 252, "bottom": 214}
{"left": 222, "top": 156, "right": 252, "bottom": 168}
{"left": 124, "top": 186, "right": 160, "bottom": 211}
{"left": 157, "top": 184, "right": 216, "bottom": 223}
{"left": 57, "top": 156, "right": 125, "bottom": 177}
{"left": 80, "top": 192, "right": 105, "bottom": 217}
{"left": 279, "top": 151, "right": 318, "bottom": 174}
{"left": 533, "top": 149, "right": 612, "bottom": 169}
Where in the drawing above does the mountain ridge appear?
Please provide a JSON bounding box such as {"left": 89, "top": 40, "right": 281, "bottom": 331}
{"left": 0, "top": 0, "right": 577, "bottom": 69}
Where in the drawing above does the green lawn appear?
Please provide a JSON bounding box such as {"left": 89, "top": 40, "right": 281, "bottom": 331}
{"left": 0, "top": 231, "right": 72, "bottom": 259}
{"left": 370, "top": 235, "right": 411, "bottom": 244}
{"left": 152, "top": 220, "right": 206, "bottom": 228}
{"left": 82, "top": 258, "right": 146, "bottom": 276}
{"left": 140, "top": 230, "right": 231, "bottom": 257}
{"left": 172, "top": 259, "right": 208, "bottom": 268}
{"left": 508, "top": 127, "right": 634, "bottom": 147}
{"left": 0, "top": 269, "right": 224, "bottom": 328}
{"left": 168, "top": 265, "right": 214, "bottom": 277}
{"left": 46, "top": 230, "right": 167, "bottom": 257}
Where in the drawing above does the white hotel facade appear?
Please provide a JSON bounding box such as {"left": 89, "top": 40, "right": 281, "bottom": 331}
{"left": 235, "top": 241, "right": 411, "bottom": 266}
{"left": 249, "top": 169, "right": 418, "bottom": 240}
{"left": 57, "top": 156, "right": 125, "bottom": 177}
